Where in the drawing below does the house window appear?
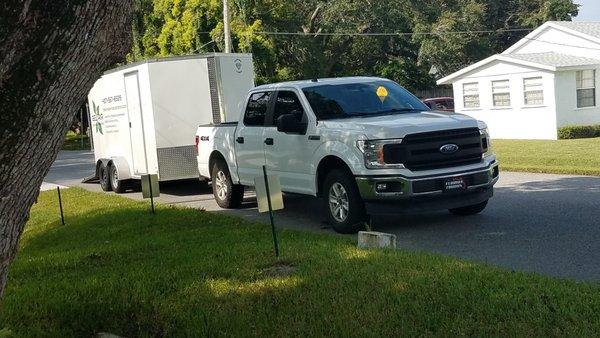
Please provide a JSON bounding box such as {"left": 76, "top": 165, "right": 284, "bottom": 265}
{"left": 523, "top": 77, "right": 544, "bottom": 106}
{"left": 463, "top": 82, "right": 479, "bottom": 108}
{"left": 492, "top": 80, "right": 511, "bottom": 107}
{"left": 576, "top": 70, "right": 596, "bottom": 108}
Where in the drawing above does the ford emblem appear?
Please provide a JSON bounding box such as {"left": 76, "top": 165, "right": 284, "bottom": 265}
{"left": 439, "top": 143, "right": 459, "bottom": 154}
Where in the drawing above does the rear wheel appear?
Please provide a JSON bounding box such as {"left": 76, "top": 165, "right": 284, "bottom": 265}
{"left": 449, "top": 200, "right": 488, "bottom": 216}
{"left": 211, "top": 159, "right": 244, "bottom": 209}
{"left": 99, "top": 163, "right": 112, "bottom": 192}
{"left": 323, "top": 169, "right": 366, "bottom": 234}
{"left": 109, "top": 164, "right": 128, "bottom": 193}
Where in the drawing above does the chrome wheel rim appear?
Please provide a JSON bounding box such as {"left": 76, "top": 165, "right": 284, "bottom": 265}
{"left": 329, "top": 182, "right": 349, "bottom": 223}
{"left": 110, "top": 168, "right": 118, "bottom": 188}
{"left": 215, "top": 171, "right": 228, "bottom": 200}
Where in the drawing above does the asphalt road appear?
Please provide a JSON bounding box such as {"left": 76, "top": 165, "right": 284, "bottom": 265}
{"left": 45, "top": 150, "right": 600, "bottom": 282}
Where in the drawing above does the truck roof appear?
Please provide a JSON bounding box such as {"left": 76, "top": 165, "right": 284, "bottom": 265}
{"left": 252, "top": 76, "right": 391, "bottom": 91}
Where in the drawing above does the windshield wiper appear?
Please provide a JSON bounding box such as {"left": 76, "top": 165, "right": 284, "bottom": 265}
{"left": 373, "top": 108, "right": 421, "bottom": 114}
{"left": 347, "top": 108, "right": 421, "bottom": 118}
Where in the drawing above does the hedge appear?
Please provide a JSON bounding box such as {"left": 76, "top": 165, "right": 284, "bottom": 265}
{"left": 558, "top": 125, "right": 600, "bottom": 139}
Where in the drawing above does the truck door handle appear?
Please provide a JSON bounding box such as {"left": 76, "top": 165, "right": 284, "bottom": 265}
{"left": 236, "top": 136, "right": 244, "bottom": 144}
{"left": 264, "top": 138, "right": 274, "bottom": 145}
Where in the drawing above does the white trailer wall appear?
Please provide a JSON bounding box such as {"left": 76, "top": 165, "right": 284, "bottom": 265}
{"left": 89, "top": 53, "right": 255, "bottom": 182}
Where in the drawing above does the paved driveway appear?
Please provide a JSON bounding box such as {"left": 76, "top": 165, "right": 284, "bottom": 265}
{"left": 45, "top": 151, "right": 600, "bottom": 282}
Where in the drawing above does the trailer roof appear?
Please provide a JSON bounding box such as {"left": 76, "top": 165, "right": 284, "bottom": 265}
{"left": 103, "top": 53, "right": 252, "bottom": 75}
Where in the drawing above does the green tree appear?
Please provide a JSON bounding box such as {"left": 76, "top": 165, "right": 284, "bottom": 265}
{"left": 129, "top": 0, "right": 579, "bottom": 85}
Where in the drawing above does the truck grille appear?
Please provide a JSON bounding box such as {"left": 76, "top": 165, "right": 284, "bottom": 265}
{"left": 383, "top": 128, "right": 484, "bottom": 171}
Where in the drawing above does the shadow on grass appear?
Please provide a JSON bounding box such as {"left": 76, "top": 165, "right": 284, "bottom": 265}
{"left": 4, "top": 189, "right": 600, "bottom": 336}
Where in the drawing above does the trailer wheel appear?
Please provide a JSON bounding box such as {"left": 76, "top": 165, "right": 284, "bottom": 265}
{"left": 323, "top": 169, "right": 366, "bottom": 234}
{"left": 109, "top": 164, "right": 128, "bottom": 193}
{"left": 99, "top": 163, "right": 112, "bottom": 192}
{"left": 211, "top": 159, "right": 243, "bottom": 209}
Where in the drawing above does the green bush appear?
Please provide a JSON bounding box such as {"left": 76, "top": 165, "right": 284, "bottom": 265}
{"left": 558, "top": 125, "right": 600, "bottom": 139}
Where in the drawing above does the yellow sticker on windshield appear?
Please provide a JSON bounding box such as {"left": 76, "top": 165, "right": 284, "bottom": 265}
{"left": 376, "top": 86, "right": 388, "bottom": 102}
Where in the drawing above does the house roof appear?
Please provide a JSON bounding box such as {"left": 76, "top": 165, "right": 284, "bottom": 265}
{"left": 437, "top": 52, "right": 600, "bottom": 85}
{"left": 505, "top": 52, "right": 600, "bottom": 68}
{"left": 503, "top": 21, "right": 600, "bottom": 54}
{"left": 551, "top": 21, "right": 600, "bottom": 40}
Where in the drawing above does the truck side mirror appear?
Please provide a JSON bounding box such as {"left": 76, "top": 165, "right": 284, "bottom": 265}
{"left": 277, "top": 113, "right": 307, "bottom": 134}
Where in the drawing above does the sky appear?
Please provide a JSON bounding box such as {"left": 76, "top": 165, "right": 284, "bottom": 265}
{"left": 573, "top": 0, "right": 600, "bottom": 21}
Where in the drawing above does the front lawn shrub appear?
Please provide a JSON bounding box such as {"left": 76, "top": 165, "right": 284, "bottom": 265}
{"left": 558, "top": 125, "right": 600, "bottom": 139}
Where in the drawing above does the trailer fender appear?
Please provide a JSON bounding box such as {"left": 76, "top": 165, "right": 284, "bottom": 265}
{"left": 108, "top": 157, "right": 132, "bottom": 180}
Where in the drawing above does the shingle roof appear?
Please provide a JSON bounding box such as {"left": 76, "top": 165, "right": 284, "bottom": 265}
{"left": 551, "top": 21, "right": 600, "bottom": 39}
{"left": 504, "top": 52, "right": 600, "bottom": 68}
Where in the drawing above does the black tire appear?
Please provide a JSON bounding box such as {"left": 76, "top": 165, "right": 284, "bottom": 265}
{"left": 99, "top": 163, "right": 112, "bottom": 192}
{"left": 211, "top": 159, "right": 244, "bottom": 209}
{"left": 449, "top": 200, "right": 488, "bottom": 216}
{"left": 109, "top": 164, "right": 128, "bottom": 193}
{"left": 323, "top": 169, "right": 366, "bottom": 234}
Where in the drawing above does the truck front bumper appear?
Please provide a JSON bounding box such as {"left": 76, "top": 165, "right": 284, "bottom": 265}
{"left": 355, "top": 162, "right": 499, "bottom": 215}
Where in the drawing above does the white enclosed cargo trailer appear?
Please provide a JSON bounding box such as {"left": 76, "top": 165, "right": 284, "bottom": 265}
{"left": 87, "top": 53, "right": 255, "bottom": 192}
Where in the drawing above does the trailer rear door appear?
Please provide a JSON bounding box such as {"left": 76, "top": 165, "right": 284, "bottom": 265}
{"left": 124, "top": 71, "right": 149, "bottom": 174}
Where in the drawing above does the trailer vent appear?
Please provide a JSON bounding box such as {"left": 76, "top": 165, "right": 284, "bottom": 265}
{"left": 157, "top": 146, "right": 199, "bottom": 181}
{"left": 207, "top": 57, "right": 222, "bottom": 124}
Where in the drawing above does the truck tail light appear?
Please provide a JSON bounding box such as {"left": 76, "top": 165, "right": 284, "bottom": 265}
{"left": 195, "top": 135, "right": 200, "bottom": 155}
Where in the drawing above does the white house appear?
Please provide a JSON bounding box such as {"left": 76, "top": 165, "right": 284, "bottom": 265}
{"left": 437, "top": 21, "right": 600, "bottom": 140}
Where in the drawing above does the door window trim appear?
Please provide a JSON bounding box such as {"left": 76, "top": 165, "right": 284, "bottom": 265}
{"left": 242, "top": 90, "right": 275, "bottom": 127}
{"left": 266, "top": 90, "right": 308, "bottom": 129}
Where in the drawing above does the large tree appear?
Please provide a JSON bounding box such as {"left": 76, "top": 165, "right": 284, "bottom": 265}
{"left": 0, "top": 1, "right": 133, "bottom": 296}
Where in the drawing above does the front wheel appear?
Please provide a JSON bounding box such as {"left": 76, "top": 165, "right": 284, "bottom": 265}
{"left": 323, "top": 169, "right": 366, "bottom": 234}
{"left": 211, "top": 159, "right": 244, "bottom": 209}
{"left": 449, "top": 200, "right": 488, "bottom": 216}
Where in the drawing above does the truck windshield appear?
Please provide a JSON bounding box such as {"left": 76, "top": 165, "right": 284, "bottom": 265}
{"left": 302, "top": 81, "right": 429, "bottom": 120}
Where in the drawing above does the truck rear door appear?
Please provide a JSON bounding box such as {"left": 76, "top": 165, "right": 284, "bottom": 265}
{"left": 234, "top": 91, "right": 273, "bottom": 185}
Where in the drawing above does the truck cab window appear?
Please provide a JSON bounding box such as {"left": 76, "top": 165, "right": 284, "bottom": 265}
{"left": 272, "top": 91, "right": 305, "bottom": 125}
{"left": 243, "top": 92, "right": 271, "bottom": 126}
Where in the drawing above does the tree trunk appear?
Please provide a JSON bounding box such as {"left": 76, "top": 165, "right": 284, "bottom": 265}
{"left": 0, "top": 1, "right": 133, "bottom": 297}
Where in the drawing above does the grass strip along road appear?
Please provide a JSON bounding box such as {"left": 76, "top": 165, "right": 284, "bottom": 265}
{"left": 2, "top": 188, "right": 600, "bottom": 336}
{"left": 493, "top": 138, "right": 600, "bottom": 176}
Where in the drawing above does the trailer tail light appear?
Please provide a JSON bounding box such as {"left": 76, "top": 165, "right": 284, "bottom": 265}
{"left": 195, "top": 135, "right": 200, "bottom": 155}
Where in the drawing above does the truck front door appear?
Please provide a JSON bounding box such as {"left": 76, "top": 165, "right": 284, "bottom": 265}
{"left": 263, "top": 90, "right": 318, "bottom": 195}
{"left": 234, "top": 91, "right": 272, "bottom": 185}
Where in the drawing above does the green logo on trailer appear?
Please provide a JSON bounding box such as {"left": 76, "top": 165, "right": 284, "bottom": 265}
{"left": 91, "top": 101, "right": 103, "bottom": 135}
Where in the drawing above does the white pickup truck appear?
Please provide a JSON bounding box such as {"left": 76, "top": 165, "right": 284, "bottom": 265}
{"left": 196, "top": 77, "right": 499, "bottom": 233}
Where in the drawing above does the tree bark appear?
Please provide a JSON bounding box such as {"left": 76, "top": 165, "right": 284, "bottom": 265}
{"left": 0, "top": 1, "right": 133, "bottom": 297}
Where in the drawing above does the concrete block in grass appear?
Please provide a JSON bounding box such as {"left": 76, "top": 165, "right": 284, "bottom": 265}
{"left": 357, "top": 231, "right": 397, "bottom": 249}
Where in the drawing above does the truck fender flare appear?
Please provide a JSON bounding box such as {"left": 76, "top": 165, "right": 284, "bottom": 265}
{"left": 108, "top": 156, "right": 132, "bottom": 180}
{"left": 312, "top": 141, "right": 363, "bottom": 195}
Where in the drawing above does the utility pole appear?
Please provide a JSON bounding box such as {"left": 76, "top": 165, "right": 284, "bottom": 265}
{"left": 223, "top": 0, "right": 232, "bottom": 53}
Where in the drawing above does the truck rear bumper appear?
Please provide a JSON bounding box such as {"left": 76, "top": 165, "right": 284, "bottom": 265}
{"left": 355, "top": 162, "right": 499, "bottom": 215}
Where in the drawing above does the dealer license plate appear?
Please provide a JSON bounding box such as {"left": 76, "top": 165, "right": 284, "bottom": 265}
{"left": 443, "top": 176, "right": 467, "bottom": 192}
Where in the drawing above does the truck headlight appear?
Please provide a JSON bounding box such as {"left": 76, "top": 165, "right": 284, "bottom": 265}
{"left": 356, "top": 139, "right": 403, "bottom": 169}
{"left": 480, "top": 127, "right": 492, "bottom": 156}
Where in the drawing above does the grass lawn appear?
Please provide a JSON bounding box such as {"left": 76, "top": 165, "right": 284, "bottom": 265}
{"left": 493, "top": 138, "right": 600, "bottom": 176}
{"left": 61, "top": 131, "right": 90, "bottom": 151}
{"left": 2, "top": 189, "right": 600, "bottom": 336}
